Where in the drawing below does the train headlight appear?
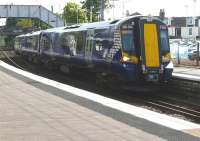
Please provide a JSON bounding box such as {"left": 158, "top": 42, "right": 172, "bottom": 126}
{"left": 122, "top": 56, "right": 130, "bottom": 62}
{"left": 121, "top": 52, "right": 139, "bottom": 64}
{"left": 162, "top": 53, "right": 171, "bottom": 62}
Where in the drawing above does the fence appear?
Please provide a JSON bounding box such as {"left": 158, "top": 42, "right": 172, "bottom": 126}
{"left": 170, "top": 39, "right": 200, "bottom": 66}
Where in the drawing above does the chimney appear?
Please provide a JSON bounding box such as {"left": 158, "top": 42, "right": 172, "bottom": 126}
{"left": 51, "top": 6, "right": 54, "bottom": 13}
{"left": 159, "top": 9, "right": 165, "bottom": 21}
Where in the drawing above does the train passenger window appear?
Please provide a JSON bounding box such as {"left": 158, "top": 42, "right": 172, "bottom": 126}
{"left": 59, "top": 32, "right": 84, "bottom": 56}
{"left": 75, "top": 32, "right": 85, "bottom": 55}
{"left": 60, "top": 33, "right": 70, "bottom": 55}
{"left": 14, "top": 39, "right": 20, "bottom": 49}
{"left": 21, "top": 38, "right": 26, "bottom": 48}
{"left": 60, "top": 33, "right": 76, "bottom": 56}
{"left": 41, "top": 35, "right": 51, "bottom": 51}
{"left": 34, "top": 36, "right": 39, "bottom": 50}
{"left": 27, "top": 36, "right": 38, "bottom": 50}
{"left": 121, "top": 23, "right": 135, "bottom": 54}
{"left": 160, "top": 30, "right": 170, "bottom": 53}
{"left": 94, "top": 39, "right": 104, "bottom": 58}
{"left": 32, "top": 36, "right": 38, "bottom": 50}
{"left": 26, "top": 38, "right": 33, "bottom": 49}
{"left": 93, "top": 29, "right": 111, "bottom": 59}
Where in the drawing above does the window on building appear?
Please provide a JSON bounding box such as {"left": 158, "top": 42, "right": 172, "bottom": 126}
{"left": 189, "top": 28, "right": 193, "bottom": 35}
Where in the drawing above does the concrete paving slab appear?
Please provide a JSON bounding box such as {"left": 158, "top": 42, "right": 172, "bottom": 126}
{"left": 174, "top": 67, "right": 200, "bottom": 77}
{"left": 0, "top": 62, "right": 199, "bottom": 141}
{"left": 0, "top": 69, "right": 167, "bottom": 141}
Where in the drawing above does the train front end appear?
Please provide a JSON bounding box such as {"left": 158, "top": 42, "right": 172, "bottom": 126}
{"left": 119, "top": 16, "right": 173, "bottom": 83}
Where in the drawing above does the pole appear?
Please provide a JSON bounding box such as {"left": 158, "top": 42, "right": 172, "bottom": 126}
{"left": 197, "top": 42, "right": 199, "bottom": 66}
{"left": 113, "top": 0, "right": 115, "bottom": 20}
{"left": 100, "top": 0, "right": 104, "bottom": 21}
{"left": 77, "top": 9, "right": 79, "bottom": 24}
{"left": 177, "top": 43, "right": 180, "bottom": 64}
{"left": 90, "top": 6, "right": 93, "bottom": 22}
{"left": 122, "top": 0, "right": 125, "bottom": 16}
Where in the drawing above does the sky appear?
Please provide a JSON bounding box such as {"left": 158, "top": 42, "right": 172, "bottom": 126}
{"left": 0, "top": 0, "right": 200, "bottom": 24}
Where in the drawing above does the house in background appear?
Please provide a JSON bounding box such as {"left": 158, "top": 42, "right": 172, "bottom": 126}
{"left": 167, "top": 17, "right": 199, "bottom": 39}
{"left": 159, "top": 9, "right": 200, "bottom": 39}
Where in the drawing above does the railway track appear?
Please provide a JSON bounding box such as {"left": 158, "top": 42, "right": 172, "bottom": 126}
{"left": 1, "top": 54, "right": 200, "bottom": 124}
{"left": 144, "top": 98, "right": 200, "bottom": 122}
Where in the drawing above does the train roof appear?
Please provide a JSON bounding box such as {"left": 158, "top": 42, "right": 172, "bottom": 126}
{"left": 60, "top": 15, "right": 153, "bottom": 33}
{"left": 16, "top": 15, "right": 163, "bottom": 37}
{"left": 16, "top": 30, "right": 42, "bottom": 38}
{"left": 42, "top": 26, "right": 66, "bottom": 33}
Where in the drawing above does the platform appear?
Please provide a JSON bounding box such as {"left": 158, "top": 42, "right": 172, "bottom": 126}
{"left": 173, "top": 66, "right": 200, "bottom": 81}
{"left": 174, "top": 66, "right": 200, "bottom": 76}
{"left": 0, "top": 61, "right": 200, "bottom": 141}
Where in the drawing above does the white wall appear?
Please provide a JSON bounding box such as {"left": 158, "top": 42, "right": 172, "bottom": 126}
{"left": 168, "top": 27, "right": 176, "bottom": 37}
{"left": 181, "top": 27, "right": 198, "bottom": 39}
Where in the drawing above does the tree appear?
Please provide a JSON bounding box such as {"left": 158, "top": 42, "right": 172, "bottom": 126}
{"left": 5, "top": 18, "right": 17, "bottom": 28}
{"left": 16, "top": 18, "right": 50, "bottom": 30}
{"left": 81, "top": 0, "right": 111, "bottom": 22}
{"left": 63, "top": 2, "right": 88, "bottom": 25}
{"left": 4, "top": 18, "right": 50, "bottom": 48}
{"left": 16, "top": 19, "right": 33, "bottom": 29}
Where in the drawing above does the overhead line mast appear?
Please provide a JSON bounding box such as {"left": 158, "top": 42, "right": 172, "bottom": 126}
{"left": 100, "top": 0, "right": 105, "bottom": 21}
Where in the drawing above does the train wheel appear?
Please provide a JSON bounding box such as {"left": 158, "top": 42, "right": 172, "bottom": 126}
{"left": 95, "top": 74, "right": 108, "bottom": 88}
{"left": 60, "top": 65, "right": 70, "bottom": 74}
{"left": 33, "top": 57, "right": 39, "bottom": 64}
{"left": 28, "top": 56, "right": 33, "bottom": 62}
{"left": 44, "top": 61, "right": 53, "bottom": 70}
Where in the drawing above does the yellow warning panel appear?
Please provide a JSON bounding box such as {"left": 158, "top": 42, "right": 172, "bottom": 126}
{"left": 144, "top": 24, "right": 160, "bottom": 67}
{"left": 183, "top": 129, "right": 200, "bottom": 138}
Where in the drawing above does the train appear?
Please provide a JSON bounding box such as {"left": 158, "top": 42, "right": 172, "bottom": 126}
{"left": 14, "top": 15, "right": 173, "bottom": 87}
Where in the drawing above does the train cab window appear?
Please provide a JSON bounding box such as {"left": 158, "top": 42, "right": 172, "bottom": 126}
{"left": 160, "top": 30, "right": 170, "bottom": 53}
{"left": 121, "top": 24, "right": 135, "bottom": 53}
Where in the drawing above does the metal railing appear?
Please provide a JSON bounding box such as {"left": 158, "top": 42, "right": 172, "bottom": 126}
{"left": 170, "top": 39, "right": 200, "bottom": 66}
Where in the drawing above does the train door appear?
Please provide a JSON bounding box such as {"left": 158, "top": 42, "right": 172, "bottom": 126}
{"left": 85, "top": 29, "right": 94, "bottom": 65}
{"left": 139, "top": 18, "right": 161, "bottom": 76}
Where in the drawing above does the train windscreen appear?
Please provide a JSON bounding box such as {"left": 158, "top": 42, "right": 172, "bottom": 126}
{"left": 121, "top": 24, "right": 135, "bottom": 54}
{"left": 160, "top": 30, "right": 170, "bottom": 53}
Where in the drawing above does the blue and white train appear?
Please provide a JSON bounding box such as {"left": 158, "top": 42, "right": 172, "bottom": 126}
{"left": 14, "top": 15, "right": 173, "bottom": 86}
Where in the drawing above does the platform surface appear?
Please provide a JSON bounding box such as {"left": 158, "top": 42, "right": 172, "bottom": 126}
{"left": 0, "top": 63, "right": 200, "bottom": 141}
{"left": 174, "top": 66, "right": 200, "bottom": 78}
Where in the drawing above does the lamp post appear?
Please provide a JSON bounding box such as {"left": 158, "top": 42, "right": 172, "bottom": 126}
{"left": 90, "top": 6, "right": 94, "bottom": 22}
{"left": 177, "top": 42, "right": 180, "bottom": 64}
{"left": 122, "top": 0, "right": 128, "bottom": 17}
{"left": 100, "top": 0, "right": 104, "bottom": 21}
{"left": 77, "top": 8, "right": 79, "bottom": 24}
{"left": 110, "top": 0, "right": 119, "bottom": 20}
